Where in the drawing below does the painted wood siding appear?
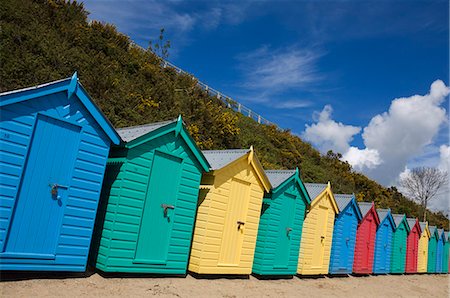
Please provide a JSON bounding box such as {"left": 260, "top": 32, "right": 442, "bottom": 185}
{"left": 427, "top": 235, "right": 437, "bottom": 273}
{"left": 443, "top": 241, "right": 449, "bottom": 273}
{"left": 353, "top": 210, "right": 377, "bottom": 274}
{"left": 189, "top": 158, "right": 265, "bottom": 274}
{"left": 0, "top": 91, "right": 110, "bottom": 271}
{"left": 329, "top": 205, "right": 358, "bottom": 274}
{"left": 435, "top": 236, "right": 444, "bottom": 273}
{"left": 373, "top": 219, "right": 393, "bottom": 274}
{"left": 297, "top": 193, "right": 336, "bottom": 275}
{"left": 417, "top": 230, "right": 429, "bottom": 273}
{"left": 95, "top": 134, "right": 203, "bottom": 274}
{"left": 391, "top": 222, "right": 408, "bottom": 273}
{"left": 253, "top": 180, "right": 307, "bottom": 276}
{"left": 405, "top": 223, "right": 420, "bottom": 273}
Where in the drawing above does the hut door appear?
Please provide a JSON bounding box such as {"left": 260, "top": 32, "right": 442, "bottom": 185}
{"left": 134, "top": 151, "right": 182, "bottom": 265}
{"left": 364, "top": 218, "right": 373, "bottom": 269}
{"left": 218, "top": 178, "right": 250, "bottom": 266}
{"left": 273, "top": 192, "right": 296, "bottom": 268}
{"left": 340, "top": 212, "right": 353, "bottom": 269}
{"left": 4, "top": 115, "right": 80, "bottom": 257}
{"left": 381, "top": 223, "right": 389, "bottom": 269}
{"left": 312, "top": 205, "right": 328, "bottom": 268}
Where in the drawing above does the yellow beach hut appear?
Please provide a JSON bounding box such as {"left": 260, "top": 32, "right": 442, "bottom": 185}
{"left": 297, "top": 183, "right": 339, "bottom": 275}
{"left": 188, "top": 147, "right": 271, "bottom": 275}
{"left": 417, "top": 221, "right": 430, "bottom": 273}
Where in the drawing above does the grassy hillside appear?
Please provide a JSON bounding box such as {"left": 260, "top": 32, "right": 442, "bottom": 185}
{"left": 1, "top": 0, "right": 448, "bottom": 228}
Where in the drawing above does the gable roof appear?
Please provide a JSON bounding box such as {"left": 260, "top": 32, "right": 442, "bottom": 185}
{"left": 304, "top": 183, "right": 328, "bottom": 201}
{"left": 203, "top": 147, "right": 271, "bottom": 192}
{"left": 0, "top": 73, "right": 120, "bottom": 145}
{"left": 377, "top": 208, "right": 396, "bottom": 231}
{"left": 334, "top": 194, "right": 362, "bottom": 220}
{"left": 304, "top": 182, "right": 339, "bottom": 214}
{"left": 392, "top": 214, "right": 410, "bottom": 232}
{"left": 358, "top": 202, "right": 380, "bottom": 225}
{"left": 419, "top": 222, "right": 430, "bottom": 237}
{"left": 202, "top": 149, "right": 249, "bottom": 170}
{"left": 438, "top": 228, "right": 445, "bottom": 240}
{"left": 117, "top": 119, "right": 177, "bottom": 142}
{"left": 264, "top": 168, "right": 311, "bottom": 204}
{"left": 429, "top": 225, "right": 439, "bottom": 238}
{"left": 115, "top": 115, "right": 210, "bottom": 172}
{"left": 265, "top": 170, "right": 296, "bottom": 189}
{"left": 358, "top": 202, "right": 373, "bottom": 217}
{"left": 406, "top": 218, "right": 421, "bottom": 234}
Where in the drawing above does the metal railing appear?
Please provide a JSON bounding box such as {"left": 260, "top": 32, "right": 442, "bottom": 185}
{"left": 161, "top": 60, "right": 274, "bottom": 126}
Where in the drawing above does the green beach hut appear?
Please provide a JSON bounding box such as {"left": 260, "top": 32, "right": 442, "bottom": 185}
{"left": 252, "top": 169, "right": 311, "bottom": 276}
{"left": 390, "top": 214, "right": 410, "bottom": 274}
{"left": 427, "top": 226, "right": 439, "bottom": 273}
{"left": 94, "top": 116, "right": 210, "bottom": 274}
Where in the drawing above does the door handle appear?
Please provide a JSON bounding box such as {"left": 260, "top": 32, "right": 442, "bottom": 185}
{"left": 161, "top": 204, "right": 175, "bottom": 217}
{"left": 321, "top": 235, "right": 325, "bottom": 241}
{"left": 286, "top": 227, "right": 293, "bottom": 236}
{"left": 49, "top": 183, "right": 68, "bottom": 199}
{"left": 237, "top": 221, "right": 245, "bottom": 230}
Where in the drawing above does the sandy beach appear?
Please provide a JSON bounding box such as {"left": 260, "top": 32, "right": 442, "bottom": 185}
{"left": 0, "top": 272, "right": 448, "bottom": 297}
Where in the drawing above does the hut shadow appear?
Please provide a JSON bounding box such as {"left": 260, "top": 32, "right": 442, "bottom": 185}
{"left": 96, "top": 270, "right": 186, "bottom": 279}
{"left": 189, "top": 272, "right": 249, "bottom": 280}
{"left": 296, "top": 274, "right": 327, "bottom": 279}
{"left": 252, "top": 273, "right": 294, "bottom": 280}
{"left": 326, "top": 274, "right": 350, "bottom": 278}
{"left": 0, "top": 269, "right": 95, "bottom": 282}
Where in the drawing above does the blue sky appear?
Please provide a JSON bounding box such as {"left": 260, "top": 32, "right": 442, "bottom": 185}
{"left": 83, "top": 0, "right": 449, "bottom": 210}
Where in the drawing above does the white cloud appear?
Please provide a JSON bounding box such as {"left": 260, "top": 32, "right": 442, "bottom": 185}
{"left": 237, "top": 46, "right": 323, "bottom": 92}
{"left": 438, "top": 144, "right": 450, "bottom": 173}
{"left": 302, "top": 105, "right": 361, "bottom": 153}
{"left": 358, "top": 80, "right": 449, "bottom": 184}
{"left": 343, "top": 147, "right": 382, "bottom": 170}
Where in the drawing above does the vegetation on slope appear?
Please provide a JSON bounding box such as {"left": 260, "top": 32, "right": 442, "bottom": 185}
{"left": 1, "top": 0, "right": 448, "bottom": 228}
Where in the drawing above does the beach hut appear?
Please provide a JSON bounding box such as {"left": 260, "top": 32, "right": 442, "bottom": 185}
{"left": 427, "top": 226, "right": 438, "bottom": 273}
{"left": 188, "top": 147, "right": 271, "bottom": 275}
{"left": 443, "top": 232, "right": 449, "bottom": 274}
{"left": 436, "top": 229, "right": 445, "bottom": 273}
{"left": 0, "top": 74, "right": 120, "bottom": 271}
{"left": 417, "top": 222, "right": 430, "bottom": 273}
{"left": 390, "top": 214, "right": 410, "bottom": 274}
{"left": 353, "top": 202, "right": 380, "bottom": 274}
{"left": 373, "top": 209, "right": 395, "bottom": 274}
{"left": 252, "top": 169, "right": 311, "bottom": 276}
{"left": 297, "top": 183, "right": 339, "bottom": 275}
{"left": 94, "top": 116, "right": 210, "bottom": 274}
{"left": 405, "top": 218, "right": 421, "bottom": 273}
{"left": 329, "top": 194, "right": 362, "bottom": 275}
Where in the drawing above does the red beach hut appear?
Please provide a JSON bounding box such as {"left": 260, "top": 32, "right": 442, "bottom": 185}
{"left": 353, "top": 202, "right": 380, "bottom": 274}
{"left": 405, "top": 218, "right": 421, "bottom": 273}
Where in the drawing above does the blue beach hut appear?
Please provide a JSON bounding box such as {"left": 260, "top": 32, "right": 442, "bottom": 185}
{"left": 0, "top": 74, "right": 120, "bottom": 271}
{"left": 329, "top": 194, "right": 362, "bottom": 274}
{"left": 436, "top": 229, "right": 445, "bottom": 273}
{"left": 372, "top": 209, "right": 395, "bottom": 274}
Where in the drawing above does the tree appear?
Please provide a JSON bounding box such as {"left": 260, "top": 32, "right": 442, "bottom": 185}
{"left": 148, "top": 28, "right": 171, "bottom": 59}
{"left": 400, "top": 167, "right": 448, "bottom": 221}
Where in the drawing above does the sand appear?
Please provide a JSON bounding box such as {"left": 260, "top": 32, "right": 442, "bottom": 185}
{"left": 0, "top": 272, "right": 448, "bottom": 297}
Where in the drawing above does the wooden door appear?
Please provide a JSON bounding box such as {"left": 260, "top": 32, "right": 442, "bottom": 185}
{"left": 218, "top": 178, "right": 250, "bottom": 266}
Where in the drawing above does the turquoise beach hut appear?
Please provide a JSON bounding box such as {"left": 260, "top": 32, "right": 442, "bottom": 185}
{"left": 253, "top": 169, "right": 311, "bottom": 276}
{"left": 94, "top": 116, "right": 210, "bottom": 274}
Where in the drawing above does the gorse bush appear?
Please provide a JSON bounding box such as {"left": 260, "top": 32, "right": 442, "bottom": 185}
{"left": 1, "top": 0, "right": 448, "bottom": 228}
